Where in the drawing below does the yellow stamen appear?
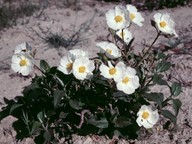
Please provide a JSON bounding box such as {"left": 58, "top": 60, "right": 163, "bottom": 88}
{"left": 109, "top": 68, "right": 116, "bottom": 75}
{"left": 79, "top": 66, "right": 86, "bottom": 73}
{"left": 130, "top": 13, "right": 135, "bottom": 20}
{"left": 19, "top": 59, "right": 27, "bottom": 66}
{"left": 67, "top": 63, "right": 73, "bottom": 70}
{"left": 114, "top": 15, "right": 123, "bottom": 23}
{"left": 106, "top": 49, "right": 112, "bottom": 54}
{"left": 142, "top": 111, "right": 149, "bottom": 119}
{"left": 122, "top": 77, "right": 129, "bottom": 84}
{"left": 160, "top": 21, "right": 167, "bottom": 28}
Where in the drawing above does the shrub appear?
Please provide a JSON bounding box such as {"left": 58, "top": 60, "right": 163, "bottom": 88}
{"left": 0, "top": 4, "right": 182, "bottom": 143}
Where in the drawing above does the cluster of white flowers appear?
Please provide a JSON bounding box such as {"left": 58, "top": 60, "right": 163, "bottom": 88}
{"left": 106, "top": 4, "right": 177, "bottom": 40}
{"left": 99, "top": 61, "right": 140, "bottom": 95}
{"left": 105, "top": 4, "right": 144, "bottom": 43}
{"left": 10, "top": 4, "right": 178, "bottom": 130}
{"left": 11, "top": 42, "right": 34, "bottom": 76}
{"left": 58, "top": 49, "right": 95, "bottom": 80}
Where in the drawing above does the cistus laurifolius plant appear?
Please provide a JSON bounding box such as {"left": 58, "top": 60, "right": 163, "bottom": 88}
{"left": 0, "top": 4, "right": 182, "bottom": 143}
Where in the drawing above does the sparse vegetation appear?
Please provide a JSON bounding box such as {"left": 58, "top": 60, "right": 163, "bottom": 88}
{"left": 0, "top": 2, "right": 40, "bottom": 30}
{"left": 101, "top": 0, "right": 190, "bottom": 10}
{"left": 45, "top": 13, "right": 95, "bottom": 50}
{"left": 142, "top": 0, "right": 189, "bottom": 10}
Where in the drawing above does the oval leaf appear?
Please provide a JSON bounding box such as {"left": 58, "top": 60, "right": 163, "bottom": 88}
{"left": 31, "top": 121, "right": 41, "bottom": 134}
{"left": 153, "top": 74, "right": 168, "bottom": 85}
{"left": 37, "top": 111, "right": 45, "bottom": 123}
{"left": 69, "top": 100, "right": 84, "bottom": 110}
{"left": 53, "top": 90, "right": 64, "bottom": 108}
{"left": 156, "top": 52, "right": 166, "bottom": 60}
{"left": 40, "top": 60, "right": 50, "bottom": 73}
{"left": 144, "top": 93, "right": 164, "bottom": 108}
{"left": 156, "top": 61, "right": 171, "bottom": 73}
{"left": 161, "top": 109, "right": 176, "bottom": 125}
{"left": 43, "top": 131, "right": 51, "bottom": 143}
{"left": 114, "top": 116, "right": 131, "bottom": 128}
{"left": 87, "top": 118, "right": 108, "bottom": 129}
{"left": 172, "top": 99, "right": 182, "bottom": 116}
{"left": 151, "top": 19, "right": 156, "bottom": 28}
{"left": 171, "top": 82, "right": 182, "bottom": 96}
{"left": 10, "top": 104, "right": 23, "bottom": 114}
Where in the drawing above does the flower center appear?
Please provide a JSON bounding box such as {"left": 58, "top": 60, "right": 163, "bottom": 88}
{"left": 130, "top": 13, "right": 135, "bottom": 20}
{"left": 114, "top": 15, "right": 123, "bottom": 23}
{"left": 19, "top": 59, "right": 27, "bottom": 66}
{"left": 109, "top": 68, "right": 116, "bottom": 75}
{"left": 160, "top": 21, "right": 167, "bottom": 28}
{"left": 122, "top": 77, "right": 129, "bottom": 84}
{"left": 67, "top": 63, "right": 73, "bottom": 70}
{"left": 106, "top": 49, "right": 112, "bottom": 54}
{"left": 142, "top": 111, "right": 149, "bottom": 119}
{"left": 79, "top": 66, "right": 86, "bottom": 73}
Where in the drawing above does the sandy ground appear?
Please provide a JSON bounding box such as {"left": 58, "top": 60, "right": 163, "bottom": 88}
{"left": 0, "top": 0, "right": 192, "bottom": 143}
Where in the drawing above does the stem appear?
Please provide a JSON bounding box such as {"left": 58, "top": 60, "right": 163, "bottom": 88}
{"left": 75, "top": 110, "right": 91, "bottom": 129}
{"left": 145, "top": 31, "right": 161, "bottom": 56}
{"left": 34, "top": 64, "right": 46, "bottom": 75}
{"left": 162, "top": 97, "right": 172, "bottom": 108}
{"left": 135, "top": 32, "right": 161, "bottom": 67}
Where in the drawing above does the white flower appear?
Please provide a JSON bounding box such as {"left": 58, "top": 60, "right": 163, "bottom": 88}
{"left": 136, "top": 105, "right": 159, "bottom": 129}
{"left": 116, "top": 66, "right": 139, "bottom": 94}
{"left": 58, "top": 56, "right": 73, "bottom": 75}
{"left": 154, "top": 13, "right": 178, "bottom": 37}
{"left": 69, "top": 49, "right": 89, "bottom": 60}
{"left": 58, "top": 49, "right": 89, "bottom": 75}
{"left": 96, "top": 41, "right": 121, "bottom": 59}
{"left": 126, "top": 4, "right": 144, "bottom": 27}
{"left": 116, "top": 28, "right": 133, "bottom": 44}
{"left": 106, "top": 5, "right": 130, "bottom": 30}
{"left": 14, "top": 42, "right": 32, "bottom": 55}
{"left": 11, "top": 54, "right": 34, "bottom": 76}
{"left": 72, "top": 57, "right": 95, "bottom": 80}
{"left": 99, "top": 61, "right": 124, "bottom": 82}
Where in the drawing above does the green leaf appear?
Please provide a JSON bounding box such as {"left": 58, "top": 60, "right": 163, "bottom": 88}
{"left": 144, "top": 93, "right": 164, "bottom": 108}
{"left": 113, "top": 130, "right": 123, "bottom": 137}
{"left": 153, "top": 74, "right": 168, "bottom": 85}
{"left": 172, "top": 99, "right": 182, "bottom": 116}
{"left": 161, "top": 109, "right": 176, "bottom": 125}
{"left": 156, "top": 61, "right": 172, "bottom": 73}
{"left": 87, "top": 118, "right": 108, "bottom": 129}
{"left": 171, "top": 82, "right": 182, "bottom": 96}
{"left": 156, "top": 51, "right": 166, "bottom": 60}
{"left": 23, "top": 83, "right": 40, "bottom": 96}
{"left": 151, "top": 19, "right": 156, "bottom": 28}
{"left": 113, "top": 91, "right": 127, "bottom": 97}
{"left": 94, "top": 78, "right": 109, "bottom": 87}
{"left": 53, "top": 75, "right": 64, "bottom": 87}
{"left": 40, "top": 60, "right": 50, "bottom": 73}
{"left": 37, "top": 111, "right": 45, "bottom": 123}
{"left": 10, "top": 104, "right": 23, "bottom": 114}
{"left": 112, "top": 92, "right": 132, "bottom": 102}
{"left": 114, "top": 116, "right": 131, "bottom": 128}
{"left": 125, "top": 38, "right": 134, "bottom": 52}
{"left": 69, "top": 100, "right": 84, "bottom": 110}
{"left": 53, "top": 90, "right": 64, "bottom": 108}
{"left": 43, "top": 131, "right": 51, "bottom": 143}
{"left": 31, "top": 121, "right": 41, "bottom": 134}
